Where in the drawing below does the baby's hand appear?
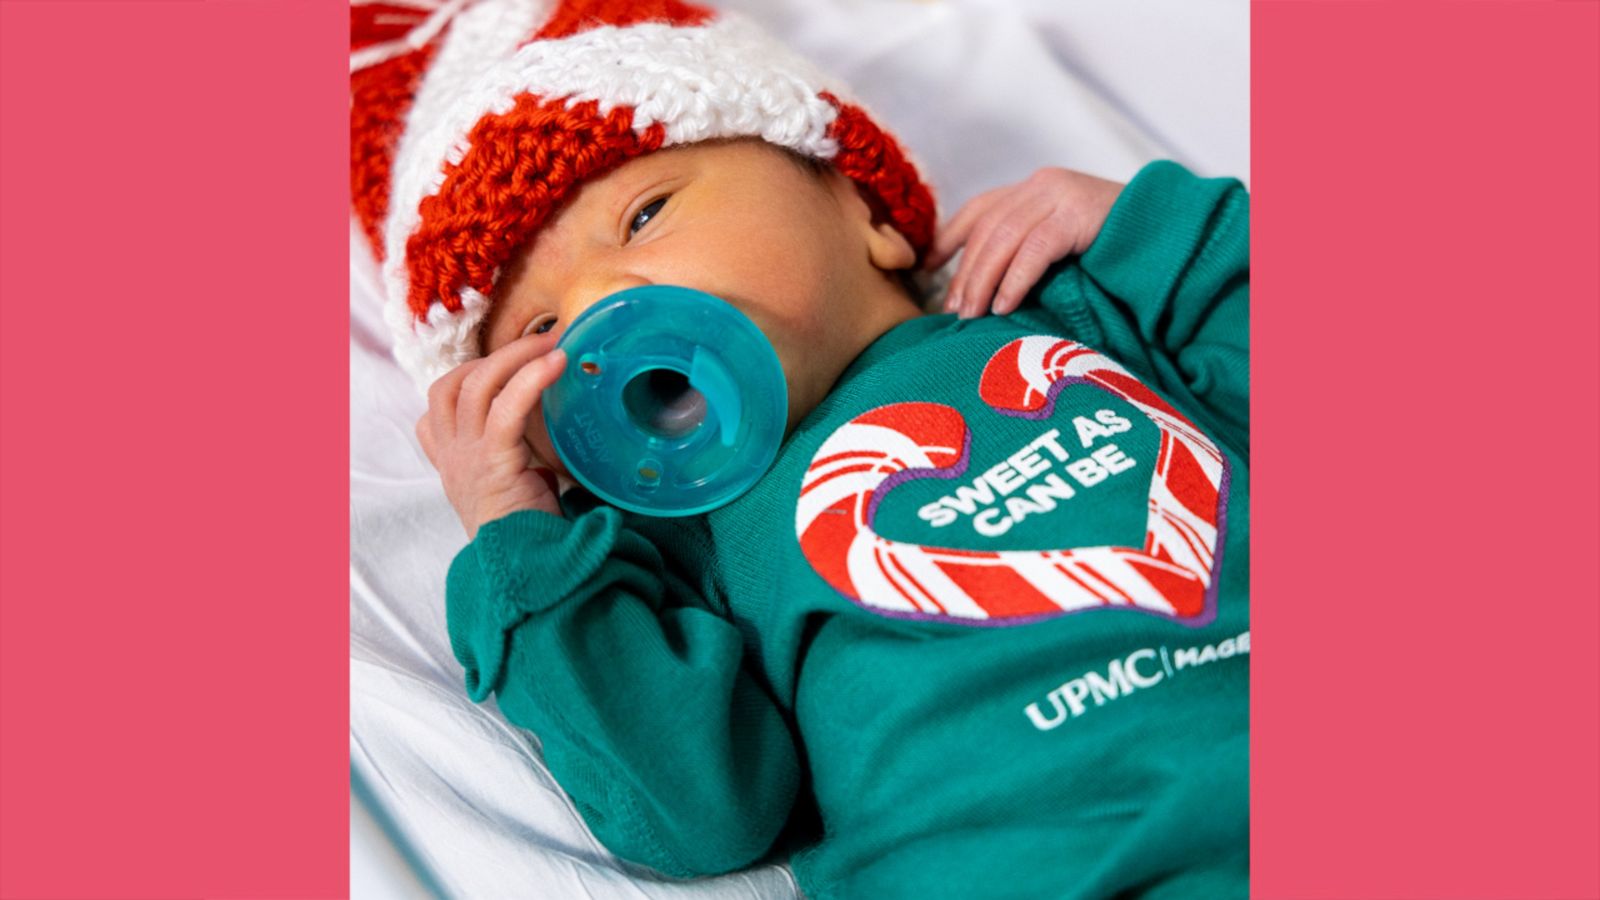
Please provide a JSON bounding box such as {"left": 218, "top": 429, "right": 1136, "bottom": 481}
{"left": 924, "top": 167, "right": 1124, "bottom": 318}
{"left": 415, "top": 337, "right": 568, "bottom": 540}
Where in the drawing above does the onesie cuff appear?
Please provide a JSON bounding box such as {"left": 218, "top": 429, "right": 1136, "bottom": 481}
{"left": 445, "top": 505, "right": 624, "bottom": 699}
{"left": 1080, "top": 160, "right": 1242, "bottom": 303}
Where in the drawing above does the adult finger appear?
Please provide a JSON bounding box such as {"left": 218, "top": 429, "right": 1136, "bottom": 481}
{"left": 485, "top": 348, "right": 568, "bottom": 445}
{"left": 993, "top": 218, "right": 1072, "bottom": 315}
{"left": 925, "top": 185, "right": 1013, "bottom": 272}
{"left": 950, "top": 189, "right": 1051, "bottom": 317}
{"left": 455, "top": 331, "right": 559, "bottom": 438}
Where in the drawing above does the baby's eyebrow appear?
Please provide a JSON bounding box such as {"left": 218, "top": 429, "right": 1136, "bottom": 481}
{"left": 610, "top": 177, "right": 658, "bottom": 220}
{"left": 607, "top": 166, "right": 686, "bottom": 218}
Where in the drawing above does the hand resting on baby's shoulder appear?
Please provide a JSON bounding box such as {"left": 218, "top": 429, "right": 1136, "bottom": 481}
{"left": 924, "top": 167, "right": 1124, "bottom": 320}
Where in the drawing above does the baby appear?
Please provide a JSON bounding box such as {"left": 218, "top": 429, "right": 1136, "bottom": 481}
{"left": 353, "top": 1, "right": 1249, "bottom": 897}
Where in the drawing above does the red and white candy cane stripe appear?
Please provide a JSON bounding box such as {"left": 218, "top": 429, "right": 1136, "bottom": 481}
{"left": 795, "top": 336, "right": 1230, "bottom": 626}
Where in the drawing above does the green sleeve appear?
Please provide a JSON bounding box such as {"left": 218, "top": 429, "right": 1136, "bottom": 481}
{"left": 445, "top": 505, "right": 801, "bottom": 879}
{"left": 1034, "top": 160, "right": 1250, "bottom": 459}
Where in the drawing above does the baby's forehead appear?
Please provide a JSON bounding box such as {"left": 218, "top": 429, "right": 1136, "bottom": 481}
{"left": 543, "top": 144, "right": 697, "bottom": 223}
{"left": 546, "top": 139, "right": 817, "bottom": 225}
{"left": 592, "top": 139, "right": 789, "bottom": 189}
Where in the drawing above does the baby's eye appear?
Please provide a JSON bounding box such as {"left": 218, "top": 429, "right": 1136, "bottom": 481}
{"left": 629, "top": 196, "right": 669, "bottom": 237}
{"left": 521, "top": 313, "right": 558, "bottom": 338}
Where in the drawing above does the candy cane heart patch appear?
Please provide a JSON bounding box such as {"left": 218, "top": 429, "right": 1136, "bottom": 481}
{"left": 794, "top": 336, "right": 1231, "bottom": 627}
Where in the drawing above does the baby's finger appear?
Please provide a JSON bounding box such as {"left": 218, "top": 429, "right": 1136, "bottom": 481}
{"left": 424, "top": 360, "right": 483, "bottom": 436}
{"left": 415, "top": 413, "right": 438, "bottom": 466}
{"left": 926, "top": 186, "right": 1013, "bottom": 272}
{"left": 456, "top": 331, "right": 559, "bottom": 437}
{"left": 951, "top": 191, "right": 1050, "bottom": 317}
{"left": 485, "top": 348, "right": 568, "bottom": 444}
{"left": 992, "top": 219, "right": 1070, "bottom": 315}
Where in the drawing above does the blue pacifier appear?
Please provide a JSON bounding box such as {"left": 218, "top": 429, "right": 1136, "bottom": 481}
{"left": 542, "top": 285, "right": 788, "bottom": 517}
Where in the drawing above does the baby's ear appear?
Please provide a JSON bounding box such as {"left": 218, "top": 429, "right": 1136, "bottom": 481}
{"left": 826, "top": 169, "right": 916, "bottom": 273}
{"left": 864, "top": 210, "right": 916, "bottom": 273}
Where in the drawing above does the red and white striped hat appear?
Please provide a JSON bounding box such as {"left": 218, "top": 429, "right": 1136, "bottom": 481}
{"left": 351, "top": 0, "right": 938, "bottom": 389}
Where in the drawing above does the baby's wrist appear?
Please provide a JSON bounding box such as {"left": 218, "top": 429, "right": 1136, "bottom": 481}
{"left": 468, "top": 497, "right": 563, "bottom": 540}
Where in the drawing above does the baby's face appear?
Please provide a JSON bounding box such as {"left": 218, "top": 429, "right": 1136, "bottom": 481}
{"left": 480, "top": 138, "right": 919, "bottom": 478}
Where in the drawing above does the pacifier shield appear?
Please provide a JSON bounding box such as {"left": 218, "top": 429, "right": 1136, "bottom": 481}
{"left": 542, "top": 285, "right": 788, "bottom": 516}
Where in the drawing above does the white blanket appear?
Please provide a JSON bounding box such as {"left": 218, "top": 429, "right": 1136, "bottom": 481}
{"left": 351, "top": 1, "right": 1247, "bottom": 896}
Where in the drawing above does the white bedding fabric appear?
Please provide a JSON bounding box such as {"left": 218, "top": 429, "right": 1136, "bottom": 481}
{"left": 351, "top": 1, "right": 1247, "bottom": 896}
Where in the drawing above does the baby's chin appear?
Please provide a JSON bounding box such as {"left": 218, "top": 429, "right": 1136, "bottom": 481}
{"left": 529, "top": 456, "right": 569, "bottom": 480}
{"left": 525, "top": 426, "right": 570, "bottom": 480}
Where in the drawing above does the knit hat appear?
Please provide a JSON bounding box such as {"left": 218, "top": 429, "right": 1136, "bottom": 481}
{"left": 351, "top": 0, "right": 939, "bottom": 390}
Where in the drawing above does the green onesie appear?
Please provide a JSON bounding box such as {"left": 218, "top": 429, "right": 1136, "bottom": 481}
{"left": 446, "top": 160, "right": 1251, "bottom": 899}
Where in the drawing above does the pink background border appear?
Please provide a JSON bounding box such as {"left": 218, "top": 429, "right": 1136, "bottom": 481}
{"left": 1252, "top": 3, "right": 1598, "bottom": 895}
{"left": 2, "top": 0, "right": 1596, "bottom": 897}
{"left": 1, "top": 0, "right": 350, "bottom": 896}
